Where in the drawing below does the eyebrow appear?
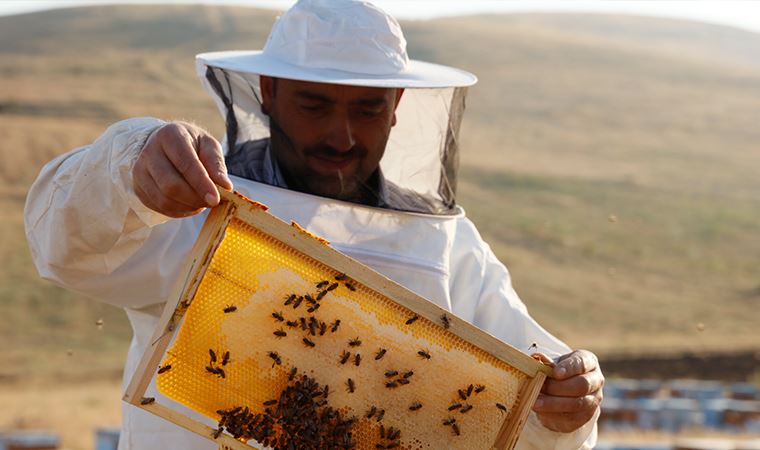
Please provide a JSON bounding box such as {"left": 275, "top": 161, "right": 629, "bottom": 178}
{"left": 294, "top": 90, "right": 388, "bottom": 107}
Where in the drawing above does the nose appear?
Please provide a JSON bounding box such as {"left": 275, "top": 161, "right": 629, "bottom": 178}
{"left": 325, "top": 114, "right": 356, "bottom": 152}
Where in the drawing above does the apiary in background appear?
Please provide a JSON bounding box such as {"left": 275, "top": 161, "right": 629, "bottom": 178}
{"left": 124, "top": 189, "right": 551, "bottom": 450}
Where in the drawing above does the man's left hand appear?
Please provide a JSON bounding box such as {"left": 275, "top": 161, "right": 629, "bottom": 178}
{"left": 531, "top": 349, "right": 604, "bottom": 433}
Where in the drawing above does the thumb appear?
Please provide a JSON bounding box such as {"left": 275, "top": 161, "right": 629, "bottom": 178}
{"left": 197, "top": 134, "right": 233, "bottom": 192}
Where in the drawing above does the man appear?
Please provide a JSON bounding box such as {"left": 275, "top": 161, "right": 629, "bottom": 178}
{"left": 25, "top": 0, "right": 602, "bottom": 448}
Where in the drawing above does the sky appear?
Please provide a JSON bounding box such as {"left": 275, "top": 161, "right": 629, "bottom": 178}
{"left": 1, "top": 0, "right": 760, "bottom": 34}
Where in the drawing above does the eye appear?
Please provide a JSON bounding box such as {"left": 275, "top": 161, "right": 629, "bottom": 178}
{"left": 299, "top": 104, "right": 328, "bottom": 115}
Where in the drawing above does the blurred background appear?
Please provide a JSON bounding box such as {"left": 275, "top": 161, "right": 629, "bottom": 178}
{"left": 1, "top": 1, "right": 758, "bottom": 449}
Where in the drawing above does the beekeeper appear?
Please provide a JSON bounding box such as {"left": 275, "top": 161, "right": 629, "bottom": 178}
{"left": 25, "top": 0, "right": 602, "bottom": 448}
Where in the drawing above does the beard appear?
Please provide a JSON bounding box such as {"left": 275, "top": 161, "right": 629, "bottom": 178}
{"left": 267, "top": 115, "right": 384, "bottom": 205}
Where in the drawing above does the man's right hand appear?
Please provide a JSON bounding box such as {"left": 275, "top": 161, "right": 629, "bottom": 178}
{"left": 133, "top": 122, "right": 233, "bottom": 218}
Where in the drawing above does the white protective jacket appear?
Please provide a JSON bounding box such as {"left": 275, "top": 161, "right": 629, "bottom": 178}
{"left": 24, "top": 117, "right": 598, "bottom": 449}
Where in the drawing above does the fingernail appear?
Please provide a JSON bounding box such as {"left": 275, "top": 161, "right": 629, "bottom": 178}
{"left": 205, "top": 193, "right": 217, "bottom": 206}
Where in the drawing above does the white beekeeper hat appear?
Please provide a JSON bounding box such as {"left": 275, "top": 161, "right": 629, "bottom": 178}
{"left": 197, "top": 0, "right": 476, "bottom": 88}
{"left": 196, "top": 0, "right": 477, "bottom": 214}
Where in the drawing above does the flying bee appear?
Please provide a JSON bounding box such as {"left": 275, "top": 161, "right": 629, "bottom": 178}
{"left": 528, "top": 342, "right": 538, "bottom": 352}
{"left": 417, "top": 349, "right": 431, "bottom": 360}
{"left": 496, "top": 403, "right": 508, "bottom": 413}
{"left": 221, "top": 351, "right": 230, "bottom": 366}
{"left": 348, "top": 337, "right": 362, "bottom": 347}
{"left": 441, "top": 313, "right": 451, "bottom": 329}
{"left": 267, "top": 351, "right": 281, "bottom": 366}
{"left": 327, "top": 282, "right": 339, "bottom": 291}
{"left": 409, "top": 402, "right": 422, "bottom": 411}
{"left": 157, "top": 364, "right": 172, "bottom": 374}
{"left": 346, "top": 378, "right": 355, "bottom": 393}
{"left": 302, "top": 337, "right": 315, "bottom": 347}
{"left": 458, "top": 389, "right": 467, "bottom": 400}
{"left": 474, "top": 384, "right": 486, "bottom": 394}
{"left": 448, "top": 403, "right": 462, "bottom": 411}
{"left": 375, "top": 348, "right": 386, "bottom": 360}
{"left": 385, "top": 370, "right": 398, "bottom": 378}
{"left": 284, "top": 294, "right": 296, "bottom": 306}
{"left": 460, "top": 404, "right": 473, "bottom": 413}
{"left": 271, "top": 311, "right": 285, "bottom": 322}
{"left": 223, "top": 305, "right": 237, "bottom": 313}
{"left": 209, "top": 349, "right": 217, "bottom": 364}
{"left": 405, "top": 315, "right": 419, "bottom": 325}
{"left": 354, "top": 353, "right": 361, "bottom": 366}
{"left": 140, "top": 397, "right": 156, "bottom": 405}
{"left": 316, "top": 280, "right": 330, "bottom": 289}
{"left": 307, "top": 303, "right": 321, "bottom": 313}
{"left": 339, "top": 350, "right": 351, "bottom": 365}
{"left": 273, "top": 328, "right": 287, "bottom": 338}
{"left": 443, "top": 417, "right": 456, "bottom": 426}
{"left": 385, "top": 381, "right": 398, "bottom": 389}
{"left": 366, "top": 405, "right": 378, "bottom": 419}
{"left": 467, "top": 384, "right": 474, "bottom": 397}
{"left": 335, "top": 273, "right": 347, "bottom": 280}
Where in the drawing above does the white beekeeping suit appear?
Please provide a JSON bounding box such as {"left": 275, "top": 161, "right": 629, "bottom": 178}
{"left": 24, "top": 0, "right": 598, "bottom": 448}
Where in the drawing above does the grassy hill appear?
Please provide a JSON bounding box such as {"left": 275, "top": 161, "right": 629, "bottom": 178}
{"left": 2, "top": 5, "right": 759, "bottom": 387}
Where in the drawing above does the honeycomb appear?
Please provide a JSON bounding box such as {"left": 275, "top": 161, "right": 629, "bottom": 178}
{"left": 156, "top": 217, "right": 530, "bottom": 449}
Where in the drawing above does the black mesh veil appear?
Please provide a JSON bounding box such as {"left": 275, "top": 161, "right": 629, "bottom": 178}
{"left": 199, "top": 64, "right": 468, "bottom": 215}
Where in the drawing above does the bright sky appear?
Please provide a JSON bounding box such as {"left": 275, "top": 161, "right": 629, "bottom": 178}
{"left": 1, "top": 0, "right": 760, "bottom": 34}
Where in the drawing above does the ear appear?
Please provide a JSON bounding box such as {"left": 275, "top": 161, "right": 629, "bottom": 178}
{"left": 391, "top": 88, "right": 405, "bottom": 127}
{"left": 260, "top": 75, "right": 274, "bottom": 115}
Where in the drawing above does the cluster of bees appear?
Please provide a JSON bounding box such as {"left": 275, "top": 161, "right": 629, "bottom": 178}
{"left": 214, "top": 369, "right": 357, "bottom": 449}
{"left": 153, "top": 272, "right": 511, "bottom": 448}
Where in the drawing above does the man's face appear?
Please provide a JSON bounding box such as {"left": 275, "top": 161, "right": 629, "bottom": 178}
{"left": 260, "top": 76, "right": 403, "bottom": 202}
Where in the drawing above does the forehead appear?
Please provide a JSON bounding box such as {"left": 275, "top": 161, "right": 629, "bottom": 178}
{"left": 276, "top": 78, "right": 396, "bottom": 103}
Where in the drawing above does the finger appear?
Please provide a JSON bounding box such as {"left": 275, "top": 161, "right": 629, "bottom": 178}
{"left": 543, "top": 371, "right": 604, "bottom": 397}
{"left": 145, "top": 148, "right": 209, "bottom": 210}
{"left": 197, "top": 133, "right": 233, "bottom": 193}
{"left": 161, "top": 125, "right": 218, "bottom": 206}
{"left": 532, "top": 393, "right": 600, "bottom": 414}
{"left": 535, "top": 410, "right": 597, "bottom": 433}
{"left": 135, "top": 168, "right": 203, "bottom": 218}
{"left": 553, "top": 350, "right": 598, "bottom": 380}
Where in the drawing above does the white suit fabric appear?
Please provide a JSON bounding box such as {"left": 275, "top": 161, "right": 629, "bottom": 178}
{"left": 25, "top": 118, "right": 598, "bottom": 449}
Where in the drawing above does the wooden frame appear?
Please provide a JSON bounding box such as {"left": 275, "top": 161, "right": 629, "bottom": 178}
{"left": 123, "top": 188, "right": 552, "bottom": 450}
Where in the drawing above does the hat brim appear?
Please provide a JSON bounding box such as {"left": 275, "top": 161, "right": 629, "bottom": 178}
{"left": 196, "top": 50, "right": 477, "bottom": 88}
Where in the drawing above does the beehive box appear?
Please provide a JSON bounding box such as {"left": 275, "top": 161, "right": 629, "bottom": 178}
{"left": 124, "top": 189, "right": 552, "bottom": 450}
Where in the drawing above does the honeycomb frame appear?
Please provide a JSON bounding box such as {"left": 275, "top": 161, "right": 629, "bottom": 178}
{"left": 123, "top": 189, "right": 552, "bottom": 450}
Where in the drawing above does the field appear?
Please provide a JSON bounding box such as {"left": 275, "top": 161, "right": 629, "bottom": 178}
{"left": 1, "top": 5, "right": 759, "bottom": 449}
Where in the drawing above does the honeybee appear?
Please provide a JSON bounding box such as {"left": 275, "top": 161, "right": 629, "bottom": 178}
{"left": 405, "top": 315, "right": 419, "bottom": 325}
{"left": 335, "top": 273, "right": 347, "bottom": 281}
{"left": 316, "top": 290, "right": 328, "bottom": 301}
{"left": 140, "top": 397, "right": 155, "bottom": 405}
{"left": 223, "top": 305, "right": 237, "bottom": 313}
{"left": 331, "top": 320, "right": 341, "bottom": 332}
{"left": 302, "top": 337, "right": 316, "bottom": 347}
{"left": 443, "top": 417, "right": 456, "bottom": 426}
{"left": 327, "top": 283, "right": 339, "bottom": 291}
{"left": 316, "top": 280, "right": 330, "bottom": 289}
{"left": 448, "top": 403, "right": 462, "bottom": 411}
{"left": 474, "top": 384, "right": 485, "bottom": 394}
{"left": 458, "top": 389, "right": 467, "bottom": 400}
{"left": 466, "top": 384, "right": 474, "bottom": 397}
{"left": 496, "top": 403, "right": 508, "bottom": 413}
{"left": 272, "top": 311, "right": 285, "bottom": 322}
{"left": 441, "top": 313, "right": 451, "bottom": 329}
{"left": 346, "top": 378, "right": 355, "bottom": 393}
{"left": 284, "top": 294, "right": 296, "bottom": 306}
{"left": 417, "top": 349, "right": 431, "bottom": 360}
{"left": 402, "top": 370, "right": 414, "bottom": 378}
{"left": 263, "top": 399, "right": 277, "bottom": 406}
{"left": 212, "top": 427, "right": 223, "bottom": 439}
{"left": 409, "top": 402, "right": 422, "bottom": 411}
{"left": 348, "top": 337, "right": 362, "bottom": 347}
{"left": 267, "top": 351, "right": 281, "bottom": 366}
{"left": 221, "top": 351, "right": 230, "bottom": 366}
{"left": 339, "top": 351, "right": 351, "bottom": 365}
{"left": 345, "top": 283, "right": 356, "bottom": 291}
{"left": 385, "top": 370, "right": 398, "bottom": 378}
{"left": 385, "top": 381, "right": 398, "bottom": 389}
{"left": 273, "top": 328, "right": 287, "bottom": 338}
{"left": 452, "top": 423, "right": 461, "bottom": 436}
{"left": 157, "top": 364, "right": 172, "bottom": 374}
{"left": 397, "top": 378, "right": 409, "bottom": 385}
{"left": 354, "top": 353, "right": 361, "bottom": 366}
{"left": 375, "top": 348, "right": 386, "bottom": 360}
{"left": 209, "top": 349, "right": 217, "bottom": 364}
{"left": 460, "top": 404, "right": 473, "bottom": 413}
{"left": 366, "top": 405, "right": 378, "bottom": 419}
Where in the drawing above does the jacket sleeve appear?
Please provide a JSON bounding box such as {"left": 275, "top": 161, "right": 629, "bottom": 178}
{"left": 24, "top": 117, "right": 203, "bottom": 309}
{"left": 449, "top": 215, "right": 598, "bottom": 450}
